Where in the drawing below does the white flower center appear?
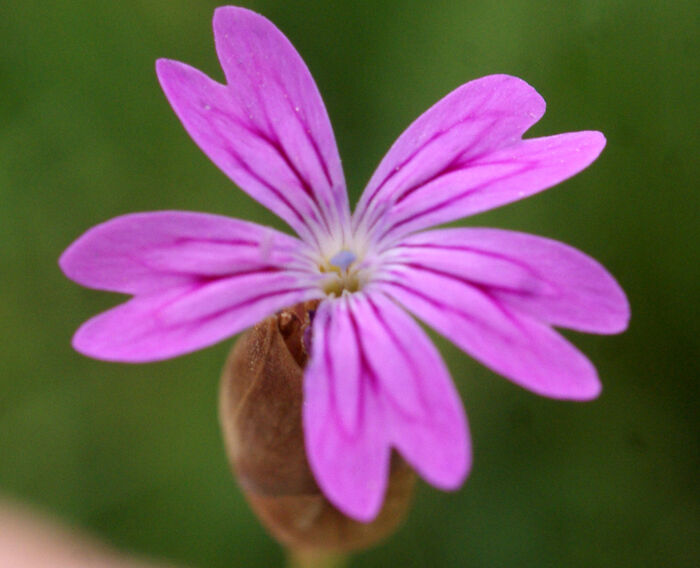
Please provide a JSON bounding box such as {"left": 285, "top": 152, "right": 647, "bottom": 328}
{"left": 318, "top": 248, "right": 365, "bottom": 296}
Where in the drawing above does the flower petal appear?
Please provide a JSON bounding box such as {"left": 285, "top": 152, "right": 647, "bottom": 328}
{"left": 60, "top": 211, "right": 322, "bottom": 362}
{"left": 353, "top": 75, "right": 605, "bottom": 244}
{"left": 72, "top": 275, "right": 320, "bottom": 363}
{"left": 59, "top": 211, "right": 313, "bottom": 294}
{"left": 303, "top": 293, "right": 470, "bottom": 521}
{"left": 389, "top": 228, "right": 629, "bottom": 334}
{"left": 376, "top": 267, "right": 602, "bottom": 400}
{"left": 157, "top": 7, "right": 349, "bottom": 245}
{"left": 351, "top": 293, "right": 471, "bottom": 490}
{"left": 303, "top": 298, "right": 389, "bottom": 521}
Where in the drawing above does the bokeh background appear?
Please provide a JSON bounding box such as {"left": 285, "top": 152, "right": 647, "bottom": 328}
{"left": 1, "top": 0, "right": 698, "bottom": 566}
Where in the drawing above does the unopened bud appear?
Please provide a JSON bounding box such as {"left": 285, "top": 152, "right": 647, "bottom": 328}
{"left": 219, "top": 301, "right": 415, "bottom": 553}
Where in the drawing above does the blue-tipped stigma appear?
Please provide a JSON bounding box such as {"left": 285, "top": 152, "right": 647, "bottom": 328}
{"left": 329, "top": 250, "right": 357, "bottom": 271}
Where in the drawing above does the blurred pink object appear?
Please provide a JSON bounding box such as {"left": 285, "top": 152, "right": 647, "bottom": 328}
{"left": 0, "top": 501, "right": 180, "bottom": 568}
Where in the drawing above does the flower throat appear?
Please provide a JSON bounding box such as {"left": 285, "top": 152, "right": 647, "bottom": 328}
{"left": 319, "top": 249, "right": 361, "bottom": 296}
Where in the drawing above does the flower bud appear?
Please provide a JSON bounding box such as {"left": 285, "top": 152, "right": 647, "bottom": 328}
{"left": 219, "top": 301, "right": 415, "bottom": 553}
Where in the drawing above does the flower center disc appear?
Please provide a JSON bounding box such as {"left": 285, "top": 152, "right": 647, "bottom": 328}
{"left": 320, "top": 249, "right": 361, "bottom": 296}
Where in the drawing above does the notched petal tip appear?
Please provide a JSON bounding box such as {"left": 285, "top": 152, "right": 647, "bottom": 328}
{"left": 213, "top": 5, "right": 264, "bottom": 26}
{"left": 154, "top": 57, "right": 171, "bottom": 73}
{"left": 58, "top": 220, "right": 115, "bottom": 288}
{"left": 576, "top": 129, "right": 607, "bottom": 163}
{"left": 212, "top": 6, "right": 286, "bottom": 69}
{"left": 613, "top": 295, "right": 632, "bottom": 334}
{"left": 71, "top": 322, "right": 135, "bottom": 364}
{"left": 155, "top": 57, "right": 182, "bottom": 81}
{"left": 594, "top": 271, "right": 631, "bottom": 335}
{"left": 530, "top": 365, "right": 603, "bottom": 402}
{"left": 356, "top": 73, "right": 609, "bottom": 238}
{"left": 59, "top": 214, "right": 124, "bottom": 286}
{"left": 581, "top": 377, "right": 603, "bottom": 401}
{"left": 477, "top": 73, "right": 547, "bottom": 125}
{"left": 155, "top": 58, "right": 216, "bottom": 98}
{"left": 70, "top": 314, "right": 173, "bottom": 364}
{"left": 572, "top": 379, "right": 603, "bottom": 402}
{"left": 158, "top": 5, "right": 348, "bottom": 243}
{"left": 421, "top": 431, "right": 472, "bottom": 492}
{"left": 332, "top": 486, "right": 386, "bottom": 524}
{"left": 58, "top": 242, "right": 78, "bottom": 282}
{"left": 212, "top": 6, "right": 282, "bottom": 46}
{"left": 155, "top": 59, "right": 194, "bottom": 96}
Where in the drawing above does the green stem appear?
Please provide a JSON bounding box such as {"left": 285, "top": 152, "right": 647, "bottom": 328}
{"left": 287, "top": 548, "right": 348, "bottom": 568}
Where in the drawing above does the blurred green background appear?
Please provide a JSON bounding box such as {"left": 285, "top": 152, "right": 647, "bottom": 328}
{"left": 1, "top": 0, "right": 698, "bottom": 566}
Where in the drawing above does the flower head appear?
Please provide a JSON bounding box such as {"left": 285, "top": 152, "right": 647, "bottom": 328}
{"left": 60, "top": 6, "right": 629, "bottom": 521}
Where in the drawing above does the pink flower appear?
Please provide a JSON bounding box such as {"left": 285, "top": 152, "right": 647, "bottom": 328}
{"left": 60, "top": 7, "right": 629, "bottom": 521}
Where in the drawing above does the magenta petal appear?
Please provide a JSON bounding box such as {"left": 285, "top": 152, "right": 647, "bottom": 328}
{"left": 391, "top": 228, "right": 629, "bottom": 334}
{"left": 212, "top": 7, "right": 347, "bottom": 220}
{"left": 303, "top": 294, "right": 470, "bottom": 521}
{"left": 380, "top": 132, "right": 605, "bottom": 242}
{"left": 60, "top": 211, "right": 321, "bottom": 362}
{"left": 156, "top": 7, "right": 349, "bottom": 244}
{"left": 352, "top": 294, "right": 471, "bottom": 489}
{"left": 59, "top": 212, "right": 312, "bottom": 294}
{"left": 353, "top": 74, "right": 605, "bottom": 243}
{"left": 72, "top": 276, "right": 319, "bottom": 363}
{"left": 355, "top": 75, "right": 545, "bottom": 224}
{"left": 303, "top": 298, "right": 389, "bottom": 521}
{"left": 377, "top": 268, "right": 602, "bottom": 400}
